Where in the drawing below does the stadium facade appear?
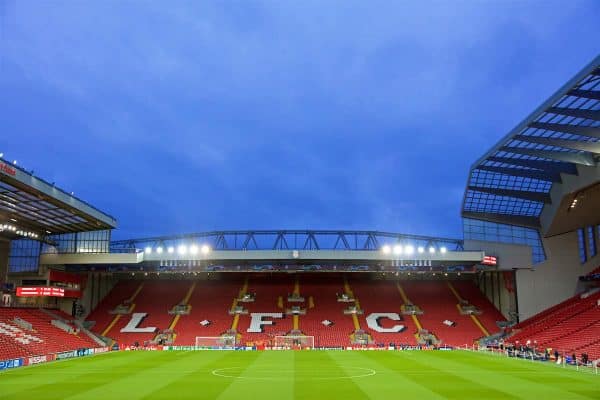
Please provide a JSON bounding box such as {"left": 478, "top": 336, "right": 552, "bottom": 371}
{"left": 0, "top": 55, "right": 598, "bottom": 356}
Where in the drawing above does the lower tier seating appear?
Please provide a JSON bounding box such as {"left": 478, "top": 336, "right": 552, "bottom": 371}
{"left": 0, "top": 308, "right": 97, "bottom": 360}
{"left": 508, "top": 291, "right": 600, "bottom": 360}
{"left": 85, "top": 275, "right": 506, "bottom": 349}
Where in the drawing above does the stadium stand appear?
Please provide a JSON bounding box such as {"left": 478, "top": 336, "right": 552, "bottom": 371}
{"left": 299, "top": 274, "right": 356, "bottom": 347}
{"left": 0, "top": 308, "right": 97, "bottom": 359}
{"left": 402, "top": 281, "right": 499, "bottom": 346}
{"left": 235, "top": 275, "right": 294, "bottom": 345}
{"left": 451, "top": 280, "right": 505, "bottom": 334}
{"left": 83, "top": 275, "right": 510, "bottom": 349}
{"left": 350, "top": 279, "right": 418, "bottom": 346}
{"left": 86, "top": 280, "right": 144, "bottom": 335}
{"left": 508, "top": 290, "right": 600, "bottom": 359}
{"left": 174, "top": 278, "right": 242, "bottom": 345}
{"left": 96, "top": 280, "right": 188, "bottom": 346}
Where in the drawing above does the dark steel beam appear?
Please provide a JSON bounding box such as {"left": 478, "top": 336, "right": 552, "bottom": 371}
{"left": 476, "top": 165, "right": 562, "bottom": 183}
{"left": 547, "top": 107, "right": 600, "bottom": 121}
{"left": 461, "top": 211, "right": 541, "bottom": 229}
{"left": 514, "top": 135, "right": 600, "bottom": 154}
{"left": 110, "top": 230, "right": 464, "bottom": 251}
{"left": 468, "top": 185, "right": 551, "bottom": 203}
{"left": 568, "top": 89, "right": 600, "bottom": 100}
{"left": 486, "top": 156, "right": 578, "bottom": 175}
{"left": 528, "top": 122, "right": 600, "bottom": 139}
{"left": 500, "top": 146, "right": 596, "bottom": 166}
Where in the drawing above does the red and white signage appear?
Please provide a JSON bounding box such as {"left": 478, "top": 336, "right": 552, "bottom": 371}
{"left": 0, "top": 163, "right": 16, "bottom": 176}
{"left": 16, "top": 287, "right": 65, "bottom": 297}
{"left": 28, "top": 355, "right": 48, "bottom": 365}
{"left": 481, "top": 255, "right": 498, "bottom": 266}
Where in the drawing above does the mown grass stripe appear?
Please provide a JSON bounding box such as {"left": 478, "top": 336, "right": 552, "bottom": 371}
{"left": 293, "top": 351, "right": 373, "bottom": 400}
{"left": 330, "top": 350, "right": 449, "bottom": 399}
{"left": 1, "top": 350, "right": 598, "bottom": 400}
{"left": 391, "top": 350, "right": 595, "bottom": 400}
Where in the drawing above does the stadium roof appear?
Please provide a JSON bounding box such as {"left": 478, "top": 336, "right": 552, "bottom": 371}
{"left": 110, "top": 230, "right": 464, "bottom": 252}
{"left": 0, "top": 158, "right": 117, "bottom": 238}
{"left": 462, "top": 55, "right": 600, "bottom": 229}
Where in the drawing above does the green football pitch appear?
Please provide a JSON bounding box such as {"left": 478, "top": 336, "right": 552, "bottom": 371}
{"left": 1, "top": 350, "right": 598, "bottom": 399}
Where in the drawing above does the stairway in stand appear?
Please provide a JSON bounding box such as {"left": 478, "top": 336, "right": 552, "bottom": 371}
{"left": 235, "top": 275, "right": 293, "bottom": 345}
{"left": 300, "top": 274, "right": 355, "bottom": 348}
{"left": 351, "top": 279, "right": 418, "bottom": 346}
{"left": 174, "top": 278, "right": 243, "bottom": 345}
{"left": 403, "top": 281, "right": 492, "bottom": 346}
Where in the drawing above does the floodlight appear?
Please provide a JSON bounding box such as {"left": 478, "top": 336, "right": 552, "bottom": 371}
{"left": 393, "top": 245, "right": 403, "bottom": 255}
{"left": 417, "top": 246, "right": 424, "bottom": 254}
{"left": 201, "top": 244, "right": 211, "bottom": 255}
{"left": 404, "top": 245, "right": 414, "bottom": 255}
{"left": 189, "top": 245, "right": 199, "bottom": 255}
{"left": 440, "top": 247, "right": 447, "bottom": 254}
{"left": 177, "top": 245, "right": 187, "bottom": 255}
{"left": 428, "top": 247, "right": 435, "bottom": 254}
{"left": 381, "top": 245, "right": 391, "bottom": 255}
{"left": 144, "top": 247, "right": 152, "bottom": 254}
{"left": 167, "top": 246, "right": 175, "bottom": 254}
{"left": 156, "top": 247, "right": 163, "bottom": 254}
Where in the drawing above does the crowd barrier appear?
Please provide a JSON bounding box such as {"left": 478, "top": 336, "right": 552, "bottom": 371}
{"left": 464, "top": 345, "right": 599, "bottom": 375}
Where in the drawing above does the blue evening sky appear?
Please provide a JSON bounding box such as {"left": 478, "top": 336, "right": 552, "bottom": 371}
{"left": 1, "top": 1, "right": 599, "bottom": 240}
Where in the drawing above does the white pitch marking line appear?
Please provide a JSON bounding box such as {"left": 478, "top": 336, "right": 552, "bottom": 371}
{"left": 211, "top": 366, "right": 377, "bottom": 380}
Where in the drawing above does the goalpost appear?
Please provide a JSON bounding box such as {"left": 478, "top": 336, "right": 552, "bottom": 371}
{"left": 274, "top": 335, "right": 315, "bottom": 349}
{"left": 195, "top": 336, "right": 237, "bottom": 349}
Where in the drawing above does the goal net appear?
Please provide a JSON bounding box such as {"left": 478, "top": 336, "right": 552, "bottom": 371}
{"left": 195, "top": 336, "right": 236, "bottom": 349}
{"left": 274, "top": 335, "right": 315, "bottom": 349}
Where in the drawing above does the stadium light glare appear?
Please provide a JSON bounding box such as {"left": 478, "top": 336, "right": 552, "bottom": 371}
{"left": 178, "top": 245, "right": 188, "bottom": 255}
{"left": 417, "top": 246, "right": 424, "bottom": 254}
{"left": 189, "top": 245, "right": 199, "bottom": 255}
{"left": 156, "top": 247, "right": 163, "bottom": 254}
{"left": 404, "top": 245, "right": 414, "bottom": 255}
{"left": 167, "top": 246, "right": 175, "bottom": 254}
{"left": 201, "top": 244, "right": 211, "bottom": 255}
{"left": 144, "top": 247, "right": 152, "bottom": 254}
{"left": 0, "top": 153, "right": 3, "bottom": 158}
{"left": 428, "top": 247, "right": 435, "bottom": 254}
{"left": 381, "top": 245, "right": 391, "bottom": 254}
{"left": 393, "top": 245, "right": 403, "bottom": 255}
{"left": 440, "top": 247, "right": 447, "bottom": 254}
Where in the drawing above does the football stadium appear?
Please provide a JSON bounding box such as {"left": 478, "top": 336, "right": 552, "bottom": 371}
{"left": 1, "top": 4, "right": 600, "bottom": 396}
{"left": 0, "top": 53, "right": 599, "bottom": 398}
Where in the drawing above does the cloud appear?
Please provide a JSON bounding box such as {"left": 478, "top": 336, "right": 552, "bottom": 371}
{"left": 1, "top": 1, "right": 598, "bottom": 239}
